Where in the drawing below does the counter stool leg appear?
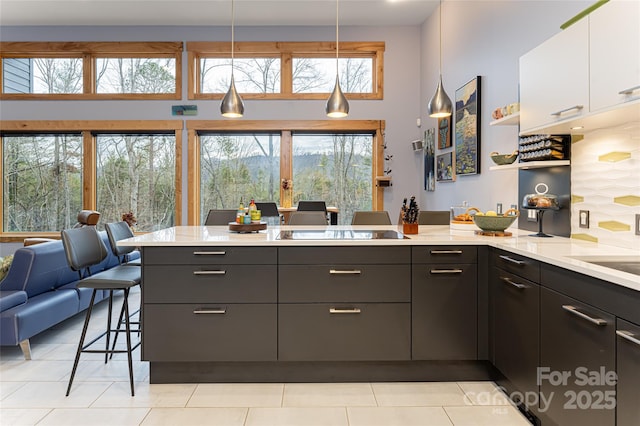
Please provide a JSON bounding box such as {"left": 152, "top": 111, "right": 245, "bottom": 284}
{"left": 109, "top": 293, "right": 125, "bottom": 360}
{"left": 66, "top": 289, "right": 97, "bottom": 397}
{"left": 105, "top": 290, "right": 114, "bottom": 364}
{"left": 123, "top": 288, "right": 135, "bottom": 396}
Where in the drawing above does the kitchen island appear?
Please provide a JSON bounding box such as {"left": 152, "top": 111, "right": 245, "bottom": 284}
{"left": 119, "top": 225, "right": 640, "bottom": 426}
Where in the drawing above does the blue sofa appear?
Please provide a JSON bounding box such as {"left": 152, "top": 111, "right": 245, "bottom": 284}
{"left": 0, "top": 231, "right": 139, "bottom": 359}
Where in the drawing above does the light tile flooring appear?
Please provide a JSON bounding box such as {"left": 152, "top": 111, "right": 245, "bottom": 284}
{"left": 1, "top": 289, "right": 531, "bottom": 426}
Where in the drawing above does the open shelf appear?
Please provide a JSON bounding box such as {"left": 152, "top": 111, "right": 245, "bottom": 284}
{"left": 489, "top": 112, "right": 520, "bottom": 126}
{"left": 489, "top": 160, "right": 570, "bottom": 171}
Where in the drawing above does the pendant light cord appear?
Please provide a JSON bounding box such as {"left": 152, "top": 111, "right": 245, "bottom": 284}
{"left": 231, "top": 0, "right": 235, "bottom": 72}
{"left": 438, "top": 0, "right": 442, "bottom": 75}
{"left": 335, "top": 0, "right": 340, "bottom": 75}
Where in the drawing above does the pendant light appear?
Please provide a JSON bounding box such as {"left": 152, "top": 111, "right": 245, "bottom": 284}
{"left": 326, "top": 0, "right": 349, "bottom": 118}
{"left": 427, "top": 0, "right": 452, "bottom": 118}
{"left": 220, "top": 0, "right": 244, "bottom": 118}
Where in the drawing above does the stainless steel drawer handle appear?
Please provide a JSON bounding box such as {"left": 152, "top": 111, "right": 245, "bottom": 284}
{"left": 430, "top": 269, "right": 463, "bottom": 274}
{"left": 430, "top": 250, "right": 463, "bottom": 254}
{"left": 329, "top": 269, "right": 362, "bottom": 275}
{"left": 501, "top": 276, "right": 528, "bottom": 289}
{"left": 499, "top": 255, "right": 525, "bottom": 265}
{"left": 550, "top": 105, "right": 583, "bottom": 116}
{"left": 329, "top": 308, "right": 361, "bottom": 314}
{"left": 562, "top": 305, "right": 607, "bottom": 326}
{"left": 193, "top": 251, "right": 226, "bottom": 255}
{"left": 193, "top": 308, "right": 226, "bottom": 314}
{"left": 193, "top": 270, "right": 226, "bottom": 275}
{"left": 619, "top": 84, "right": 640, "bottom": 95}
{"left": 616, "top": 330, "right": 640, "bottom": 347}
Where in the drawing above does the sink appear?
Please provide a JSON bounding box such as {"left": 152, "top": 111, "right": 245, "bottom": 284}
{"left": 569, "top": 256, "right": 640, "bottom": 276}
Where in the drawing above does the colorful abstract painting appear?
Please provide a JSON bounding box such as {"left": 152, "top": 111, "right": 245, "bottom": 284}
{"left": 455, "top": 76, "right": 481, "bottom": 176}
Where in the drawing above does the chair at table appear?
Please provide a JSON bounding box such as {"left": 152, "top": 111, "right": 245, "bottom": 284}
{"left": 61, "top": 226, "right": 141, "bottom": 396}
{"left": 204, "top": 209, "right": 238, "bottom": 225}
{"left": 255, "top": 202, "right": 283, "bottom": 224}
{"left": 351, "top": 211, "right": 392, "bottom": 225}
{"left": 288, "top": 211, "right": 329, "bottom": 225}
{"left": 297, "top": 200, "right": 328, "bottom": 223}
{"left": 418, "top": 210, "right": 450, "bottom": 225}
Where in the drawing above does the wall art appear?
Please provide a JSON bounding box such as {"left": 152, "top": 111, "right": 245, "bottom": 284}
{"left": 455, "top": 76, "right": 481, "bottom": 175}
{"left": 424, "top": 128, "right": 436, "bottom": 191}
{"left": 436, "top": 151, "right": 455, "bottom": 182}
{"left": 438, "top": 117, "right": 451, "bottom": 149}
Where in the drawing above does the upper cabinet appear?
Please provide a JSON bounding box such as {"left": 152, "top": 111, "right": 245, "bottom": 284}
{"left": 519, "top": 0, "right": 640, "bottom": 135}
{"left": 589, "top": 0, "right": 640, "bottom": 112}
{"left": 519, "top": 19, "right": 589, "bottom": 133}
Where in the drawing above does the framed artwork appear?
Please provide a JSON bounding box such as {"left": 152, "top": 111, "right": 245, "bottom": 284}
{"left": 455, "top": 76, "right": 481, "bottom": 176}
{"left": 424, "top": 128, "right": 435, "bottom": 191}
{"left": 437, "top": 117, "right": 451, "bottom": 149}
{"left": 436, "top": 151, "right": 455, "bottom": 182}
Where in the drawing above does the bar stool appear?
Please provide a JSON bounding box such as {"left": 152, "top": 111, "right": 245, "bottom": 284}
{"left": 105, "top": 221, "right": 141, "bottom": 266}
{"left": 61, "top": 226, "right": 141, "bottom": 396}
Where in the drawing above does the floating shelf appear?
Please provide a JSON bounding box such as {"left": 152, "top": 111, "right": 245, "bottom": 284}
{"left": 489, "top": 159, "right": 570, "bottom": 171}
{"left": 489, "top": 112, "right": 520, "bottom": 126}
{"left": 375, "top": 176, "right": 392, "bottom": 187}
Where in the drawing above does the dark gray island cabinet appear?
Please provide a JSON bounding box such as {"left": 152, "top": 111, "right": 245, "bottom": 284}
{"left": 141, "top": 244, "right": 487, "bottom": 383}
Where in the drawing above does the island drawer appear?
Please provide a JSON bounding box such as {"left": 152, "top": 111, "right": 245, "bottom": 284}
{"left": 143, "top": 265, "right": 277, "bottom": 303}
{"left": 278, "top": 303, "right": 411, "bottom": 361}
{"left": 278, "top": 264, "right": 410, "bottom": 303}
{"left": 143, "top": 246, "right": 277, "bottom": 265}
{"left": 492, "top": 249, "right": 540, "bottom": 283}
{"left": 143, "top": 303, "right": 277, "bottom": 362}
{"left": 278, "top": 246, "right": 410, "bottom": 265}
{"left": 412, "top": 246, "right": 477, "bottom": 264}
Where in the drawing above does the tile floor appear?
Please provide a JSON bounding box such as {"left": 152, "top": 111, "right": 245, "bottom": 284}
{"left": 1, "top": 288, "right": 532, "bottom": 425}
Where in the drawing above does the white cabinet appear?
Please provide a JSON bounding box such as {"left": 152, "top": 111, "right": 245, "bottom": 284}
{"left": 590, "top": 0, "right": 640, "bottom": 112}
{"left": 519, "top": 18, "right": 589, "bottom": 133}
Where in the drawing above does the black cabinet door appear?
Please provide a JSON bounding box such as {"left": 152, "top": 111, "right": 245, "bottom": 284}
{"left": 616, "top": 318, "right": 640, "bottom": 426}
{"left": 412, "top": 263, "right": 477, "bottom": 360}
{"left": 539, "top": 287, "right": 615, "bottom": 426}
{"left": 491, "top": 267, "right": 540, "bottom": 412}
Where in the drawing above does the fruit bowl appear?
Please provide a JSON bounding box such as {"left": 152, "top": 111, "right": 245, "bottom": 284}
{"left": 490, "top": 150, "right": 518, "bottom": 165}
{"left": 473, "top": 209, "right": 519, "bottom": 232}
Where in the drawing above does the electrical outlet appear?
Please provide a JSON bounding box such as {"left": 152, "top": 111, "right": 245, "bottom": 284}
{"left": 527, "top": 209, "right": 537, "bottom": 222}
{"left": 636, "top": 214, "right": 640, "bottom": 236}
{"left": 579, "top": 210, "right": 590, "bottom": 229}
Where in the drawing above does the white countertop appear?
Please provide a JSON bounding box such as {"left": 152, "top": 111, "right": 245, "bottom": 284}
{"left": 120, "top": 225, "right": 640, "bottom": 292}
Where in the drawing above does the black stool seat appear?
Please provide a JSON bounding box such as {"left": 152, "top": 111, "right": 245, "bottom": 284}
{"left": 76, "top": 265, "right": 140, "bottom": 289}
{"left": 61, "top": 226, "right": 142, "bottom": 397}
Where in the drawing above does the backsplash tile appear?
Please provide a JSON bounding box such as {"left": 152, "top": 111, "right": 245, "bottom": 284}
{"left": 571, "top": 125, "right": 640, "bottom": 250}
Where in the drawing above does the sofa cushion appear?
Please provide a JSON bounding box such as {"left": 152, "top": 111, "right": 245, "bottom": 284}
{"left": 0, "top": 289, "right": 79, "bottom": 345}
{"left": 0, "top": 290, "right": 27, "bottom": 312}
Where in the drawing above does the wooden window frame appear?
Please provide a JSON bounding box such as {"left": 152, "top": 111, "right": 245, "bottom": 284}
{"left": 0, "top": 42, "right": 183, "bottom": 100}
{"left": 0, "top": 120, "right": 183, "bottom": 242}
{"left": 187, "top": 41, "right": 384, "bottom": 101}
{"left": 186, "top": 119, "right": 385, "bottom": 225}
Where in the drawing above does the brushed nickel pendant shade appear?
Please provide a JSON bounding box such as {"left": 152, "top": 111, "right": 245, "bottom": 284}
{"left": 428, "top": 0, "right": 452, "bottom": 118}
{"left": 326, "top": 0, "right": 349, "bottom": 118}
{"left": 221, "top": 0, "right": 244, "bottom": 118}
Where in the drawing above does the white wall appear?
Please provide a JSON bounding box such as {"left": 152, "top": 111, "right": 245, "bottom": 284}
{"left": 419, "top": 0, "right": 591, "bottom": 214}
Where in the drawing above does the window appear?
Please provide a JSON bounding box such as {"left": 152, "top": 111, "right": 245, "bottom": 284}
{"left": 187, "top": 120, "right": 385, "bottom": 226}
{"left": 188, "top": 42, "right": 384, "bottom": 100}
{"left": 3, "top": 134, "right": 83, "bottom": 231}
{"left": 96, "top": 133, "right": 176, "bottom": 231}
{"left": 199, "top": 133, "right": 281, "bottom": 224}
{"left": 292, "top": 134, "right": 372, "bottom": 224}
{"left": 0, "top": 42, "right": 183, "bottom": 99}
{"left": 0, "top": 121, "right": 183, "bottom": 239}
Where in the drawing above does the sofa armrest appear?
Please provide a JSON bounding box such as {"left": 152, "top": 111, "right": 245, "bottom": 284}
{"left": 0, "top": 290, "right": 28, "bottom": 312}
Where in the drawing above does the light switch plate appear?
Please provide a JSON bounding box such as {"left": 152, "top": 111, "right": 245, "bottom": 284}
{"left": 527, "top": 209, "right": 537, "bottom": 222}
{"left": 579, "top": 210, "right": 589, "bottom": 229}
